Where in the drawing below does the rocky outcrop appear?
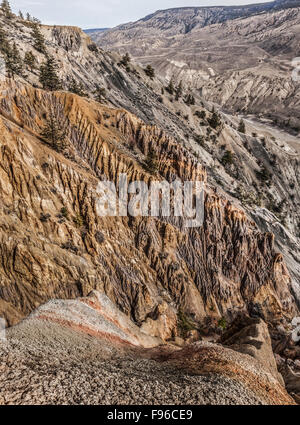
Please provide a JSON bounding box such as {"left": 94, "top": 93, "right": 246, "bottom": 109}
{"left": 221, "top": 316, "right": 284, "bottom": 384}
{"left": 24, "top": 291, "right": 162, "bottom": 348}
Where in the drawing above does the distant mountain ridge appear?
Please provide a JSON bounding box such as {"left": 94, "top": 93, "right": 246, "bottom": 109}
{"left": 84, "top": 28, "right": 109, "bottom": 34}
{"left": 92, "top": 0, "right": 300, "bottom": 130}
{"left": 100, "top": 0, "right": 300, "bottom": 35}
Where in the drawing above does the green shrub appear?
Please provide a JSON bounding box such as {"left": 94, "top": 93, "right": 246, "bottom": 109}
{"left": 218, "top": 317, "right": 227, "bottom": 330}
{"left": 177, "top": 309, "right": 195, "bottom": 337}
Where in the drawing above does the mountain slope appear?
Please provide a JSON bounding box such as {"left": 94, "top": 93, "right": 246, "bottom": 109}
{"left": 93, "top": 1, "right": 300, "bottom": 131}
{"left": 0, "top": 9, "right": 299, "bottom": 327}
{"left": 1, "top": 79, "right": 297, "bottom": 330}
{"left": 0, "top": 4, "right": 299, "bottom": 407}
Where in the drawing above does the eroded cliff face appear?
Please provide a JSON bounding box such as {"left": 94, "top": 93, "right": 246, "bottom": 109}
{"left": 1, "top": 10, "right": 300, "bottom": 301}
{"left": 0, "top": 79, "right": 297, "bottom": 331}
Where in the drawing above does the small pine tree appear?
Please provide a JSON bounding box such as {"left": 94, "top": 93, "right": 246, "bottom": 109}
{"left": 120, "top": 53, "right": 130, "bottom": 66}
{"left": 1, "top": 0, "right": 12, "bottom": 19}
{"left": 145, "top": 150, "right": 158, "bottom": 174}
{"left": 32, "top": 23, "right": 46, "bottom": 53}
{"left": 166, "top": 79, "right": 175, "bottom": 95}
{"left": 24, "top": 51, "right": 36, "bottom": 72}
{"left": 175, "top": 80, "right": 183, "bottom": 100}
{"left": 94, "top": 85, "right": 106, "bottom": 103}
{"left": 41, "top": 108, "right": 67, "bottom": 152}
{"left": 218, "top": 317, "right": 227, "bottom": 331}
{"left": 39, "top": 56, "right": 61, "bottom": 91}
{"left": 26, "top": 12, "right": 31, "bottom": 21}
{"left": 32, "top": 17, "right": 41, "bottom": 24}
{"left": 184, "top": 93, "right": 195, "bottom": 106}
{"left": 0, "top": 27, "right": 9, "bottom": 53}
{"left": 144, "top": 64, "right": 155, "bottom": 79}
{"left": 221, "top": 150, "right": 234, "bottom": 166}
{"left": 238, "top": 119, "right": 246, "bottom": 134}
{"left": 256, "top": 166, "right": 272, "bottom": 183}
{"left": 4, "top": 42, "right": 23, "bottom": 77}
{"left": 68, "top": 77, "right": 86, "bottom": 97}
{"left": 208, "top": 111, "right": 221, "bottom": 129}
{"left": 18, "top": 10, "right": 24, "bottom": 20}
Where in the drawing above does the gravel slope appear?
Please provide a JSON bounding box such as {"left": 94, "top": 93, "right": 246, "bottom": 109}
{"left": 0, "top": 294, "right": 295, "bottom": 405}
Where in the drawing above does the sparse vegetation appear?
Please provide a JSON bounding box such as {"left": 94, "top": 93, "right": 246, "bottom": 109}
{"left": 165, "top": 79, "right": 175, "bottom": 95}
{"left": 61, "top": 240, "right": 78, "bottom": 254}
{"left": 1, "top": 0, "right": 12, "bottom": 19}
{"left": 68, "top": 77, "right": 87, "bottom": 97}
{"left": 39, "top": 56, "right": 62, "bottom": 91}
{"left": 60, "top": 207, "right": 69, "bottom": 219}
{"left": 177, "top": 309, "right": 195, "bottom": 338}
{"left": 94, "top": 85, "right": 106, "bottom": 103}
{"left": 119, "top": 53, "right": 131, "bottom": 67}
{"left": 31, "top": 23, "right": 46, "bottom": 53}
{"left": 256, "top": 166, "right": 272, "bottom": 184}
{"left": 221, "top": 150, "right": 234, "bottom": 166}
{"left": 24, "top": 51, "right": 36, "bottom": 72}
{"left": 144, "top": 150, "right": 158, "bottom": 174}
{"left": 218, "top": 317, "right": 227, "bottom": 331}
{"left": 238, "top": 119, "right": 246, "bottom": 133}
{"left": 144, "top": 64, "right": 155, "bottom": 79}
{"left": 184, "top": 93, "right": 195, "bottom": 106}
{"left": 40, "top": 213, "right": 51, "bottom": 223}
{"left": 40, "top": 108, "right": 68, "bottom": 152}
{"left": 208, "top": 111, "right": 221, "bottom": 129}
{"left": 194, "top": 110, "right": 206, "bottom": 119}
{"left": 194, "top": 134, "right": 205, "bottom": 147}
{"left": 175, "top": 81, "right": 183, "bottom": 100}
{"left": 73, "top": 213, "right": 85, "bottom": 228}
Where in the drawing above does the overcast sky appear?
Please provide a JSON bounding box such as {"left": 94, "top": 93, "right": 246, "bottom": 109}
{"left": 12, "top": 0, "right": 269, "bottom": 29}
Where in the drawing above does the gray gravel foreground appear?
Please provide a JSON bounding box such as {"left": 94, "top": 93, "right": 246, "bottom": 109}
{"left": 0, "top": 350, "right": 264, "bottom": 405}
{"left": 1, "top": 309, "right": 294, "bottom": 406}
{"left": 0, "top": 321, "right": 263, "bottom": 405}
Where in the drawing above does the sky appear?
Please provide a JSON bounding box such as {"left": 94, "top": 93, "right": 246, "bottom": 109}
{"left": 11, "top": 0, "right": 269, "bottom": 29}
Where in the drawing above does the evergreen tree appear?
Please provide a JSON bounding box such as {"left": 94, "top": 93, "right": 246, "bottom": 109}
{"left": 184, "top": 93, "right": 195, "bottom": 106}
{"left": 41, "top": 108, "right": 67, "bottom": 152}
{"left": 18, "top": 10, "right": 24, "bottom": 20}
{"left": 145, "top": 150, "right": 158, "bottom": 174}
{"left": 39, "top": 56, "right": 61, "bottom": 91}
{"left": 94, "top": 85, "right": 106, "bottom": 103}
{"left": 144, "top": 64, "right": 155, "bottom": 79}
{"left": 0, "top": 27, "right": 9, "bottom": 53}
{"left": 1, "top": 0, "right": 12, "bottom": 19}
{"left": 208, "top": 111, "right": 221, "bottom": 129}
{"left": 68, "top": 77, "right": 86, "bottom": 97}
{"left": 221, "top": 150, "right": 234, "bottom": 166}
{"left": 175, "top": 80, "right": 183, "bottom": 100}
{"left": 32, "top": 23, "right": 46, "bottom": 53}
{"left": 238, "top": 119, "right": 246, "bottom": 134}
{"left": 166, "top": 79, "right": 175, "bottom": 95}
{"left": 4, "top": 42, "right": 23, "bottom": 77}
{"left": 24, "top": 51, "right": 36, "bottom": 72}
{"left": 120, "top": 53, "right": 130, "bottom": 67}
{"left": 26, "top": 12, "right": 31, "bottom": 21}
